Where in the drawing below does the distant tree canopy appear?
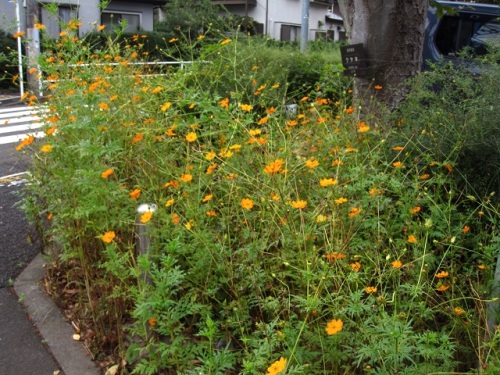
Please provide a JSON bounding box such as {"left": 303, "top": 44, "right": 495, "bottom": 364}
{"left": 156, "top": 0, "right": 238, "bottom": 39}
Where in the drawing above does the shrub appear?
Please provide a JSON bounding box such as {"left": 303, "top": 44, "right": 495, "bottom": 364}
{"left": 0, "top": 28, "right": 21, "bottom": 90}
{"left": 22, "top": 23, "right": 499, "bottom": 374}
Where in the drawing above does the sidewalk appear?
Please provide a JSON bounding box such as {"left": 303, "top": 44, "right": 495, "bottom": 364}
{"left": 12, "top": 254, "right": 101, "bottom": 375}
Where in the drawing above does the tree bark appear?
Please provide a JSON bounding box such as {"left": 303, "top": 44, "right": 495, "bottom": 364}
{"left": 338, "top": 0, "right": 428, "bottom": 109}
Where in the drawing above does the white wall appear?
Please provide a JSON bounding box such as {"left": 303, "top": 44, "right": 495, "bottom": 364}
{"left": 105, "top": 1, "right": 155, "bottom": 32}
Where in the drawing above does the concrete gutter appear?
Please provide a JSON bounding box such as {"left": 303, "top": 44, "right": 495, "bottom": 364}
{"left": 14, "top": 253, "right": 101, "bottom": 375}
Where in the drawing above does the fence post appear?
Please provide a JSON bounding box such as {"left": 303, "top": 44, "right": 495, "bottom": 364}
{"left": 135, "top": 203, "right": 157, "bottom": 284}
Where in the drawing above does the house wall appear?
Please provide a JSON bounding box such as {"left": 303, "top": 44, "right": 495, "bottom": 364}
{"left": 105, "top": 1, "right": 155, "bottom": 32}
{"left": 221, "top": 0, "right": 333, "bottom": 41}
{"left": 39, "top": 0, "right": 101, "bottom": 37}
{"left": 0, "top": 1, "right": 24, "bottom": 33}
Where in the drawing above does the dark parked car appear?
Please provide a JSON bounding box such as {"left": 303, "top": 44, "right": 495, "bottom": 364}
{"left": 423, "top": 1, "right": 500, "bottom": 69}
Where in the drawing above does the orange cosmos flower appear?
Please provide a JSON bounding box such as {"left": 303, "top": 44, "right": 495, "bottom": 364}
{"left": 220, "top": 38, "right": 231, "bottom": 45}
{"left": 348, "top": 207, "right": 362, "bottom": 218}
{"left": 202, "top": 194, "right": 213, "bottom": 203}
{"left": 266, "top": 357, "right": 286, "bottom": 375}
{"left": 148, "top": 317, "right": 157, "bottom": 327}
{"left": 291, "top": 200, "right": 307, "bottom": 209}
{"left": 411, "top": 206, "right": 421, "bottom": 214}
{"left": 101, "top": 231, "right": 116, "bottom": 243}
{"left": 171, "top": 213, "right": 180, "bottom": 225}
{"left": 241, "top": 198, "right": 254, "bottom": 210}
{"left": 393, "top": 161, "right": 403, "bottom": 168}
{"left": 325, "top": 319, "right": 343, "bottom": 335}
{"left": 206, "top": 163, "right": 218, "bottom": 175}
{"left": 180, "top": 173, "right": 193, "bottom": 183}
{"left": 163, "top": 180, "right": 179, "bottom": 189}
{"left": 350, "top": 262, "right": 361, "bottom": 272}
{"left": 407, "top": 235, "right": 418, "bottom": 244}
{"left": 132, "top": 133, "right": 143, "bottom": 144}
{"left": 435, "top": 270, "right": 449, "bottom": 278}
{"left": 140, "top": 211, "right": 153, "bottom": 223}
{"left": 320, "top": 178, "right": 338, "bottom": 187}
{"left": 240, "top": 103, "right": 252, "bottom": 112}
{"left": 365, "top": 286, "right": 377, "bottom": 294}
{"left": 324, "top": 252, "right": 346, "bottom": 262}
{"left": 264, "top": 159, "right": 285, "bottom": 175}
{"left": 454, "top": 307, "right": 466, "bottom": 317}
{"left": 165, "top": 199, "right": 174, "bottom": 207}
{"left": 206, "top": 210, "right": 217, "bottom": 217}
{"left": 334, "top": 197, "right": 347, "bottom": 205}
{"left": 357, "top": 122, "right": 370, "bottom": 133}
{"left": 41, "top": 144, "right": 53, "bottom": 153}
{"left": 436, "top": 285, "right": 450, "bottom": 292}
{"left": 13, "top": 31, "right": 25, "bottom": 38}
{"left": 392, "top": 260, "right": 403, "bottom": 269}
{"left": 420, "top": 174, "right": 430, "bottom": 180}
{"left": 129, "top": 189, "right": 141, "bottom": 200}
{"left": 101, "top": 168, "right": 114, "bottom": 178}
{"left": 218, "top": 97, "right": 229, "bottom": 109}
{"left": 462, "top": 225, "right": 470, "bottom": 234}
{"left": 266, "top": 106, "right": 277, "bottom": 114}
{"left": 185, "top": 132, "right": 197, "bottom": 142}
{"left": 374, "top": 85, "right": 383, "bottom": 90}
{"left": 161, "top": 101, "right": 172, "bottom": 111}
{"left": 305, "top": 159, "right": 319, "bottom": 169}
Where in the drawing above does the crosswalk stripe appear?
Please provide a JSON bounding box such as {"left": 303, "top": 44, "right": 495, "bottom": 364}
{"left": 0, "top": 105, "right": 47, "bottom": 145}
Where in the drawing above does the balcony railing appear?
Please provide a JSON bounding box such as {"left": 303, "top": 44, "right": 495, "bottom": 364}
{"left": 212, "top": 0, "right": 257, "bottom": 5}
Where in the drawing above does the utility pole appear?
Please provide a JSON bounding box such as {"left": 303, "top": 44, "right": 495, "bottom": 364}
{"left": 25, "top": 0, "right": 41, "bottom": 96}
{"left": 300, "top": 0, "right": 309, "bottom": 51}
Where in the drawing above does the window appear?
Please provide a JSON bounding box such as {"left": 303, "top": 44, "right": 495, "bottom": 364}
{"left": 281, "top": 25, "right": 301, "bottom": 42}
{"left": 435, "top": 15, "right": 499, "bottom": 57}
{"left": 41, "top": 5, "right": 78, "bottom": 37}
{"left": 102, "top": 11, "right": 142, "bottom": 33}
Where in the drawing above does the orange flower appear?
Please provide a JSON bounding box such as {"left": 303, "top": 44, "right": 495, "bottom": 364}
{"left": 365, "top": 286, "right": 377, "bottom": 294}
{"left": 320, "top": 178, "right": 338, "bottom": 187}
{"left": 316, "top": 214, "right": 328, "bottom": 223}
{"left": 454, "top": 307, "right": 466, "bottom": 317}
{"left": 13, "top": 31, "right": 25, "bottom": 38}
{"left": 185, "top": 132, "right": 197, "bottom": 142}
{"left": 348, "top": 207, "right": 362, "bottom": 218}
{"left": 258, "top": 116, "right": 269, "bottom": 125}
{"left": 101, "top": 231, "right": 116, "bottom": 243}
{"left": 129, "top": 189, "right": 141, "bottom": 200}
{"left": 206, "top": 163, "right": 218, "bottom": 175}
{"left": 163, "top": 180, "right": 180, "bottom": 189}
{"left": 180, "top": 173, "right": 193, "bottom": 183}
{"left": 411, "top": 206, "right": 421, "bottom": 214}
{"left": 202, "top": 194, "right": 213, "bottom": 203}
{"left": 241, "top": 198, "right": 254, "bottom": 210}
{"left": 369, "top": 187, "right": 382, "bottom": 196}
{"left": 266, "top": 106, "right": 277, "bottom": 114}
{"left": 357, "top": 122, "right": 370, "bottom": 133}
{"left": 171, "top": 213, "right": 180, "bottom": 225}
{"left": 392, "top": 146, "right": 404, "bottom": 151}
{"left": 435, "top": 270, "right": 449, "bottom": 278}
{"left": 324, "top": 252, "right": 346, "bottom": 262}
{"left": 101, "top": 168, "right": 114, "bottom": 178}
{"left": 437, "top": 284, "right": 450, "bottom": 292}
{"left": 148, "top": 317, "right": 157, "bottom": 327}
{"left": 169, "top": 37, "right": 178, "bottom": 43}
{"left": 291, "top": 200, "right": 307, "bottom": 209}
{"left": 264, "top": 159, "right": 285, "bottom": 175}
{"left": 391, "top": 260, "right": 403, "bottom": 269}
{"left": 220, "top": 38, "right": 231, "bottom": 45}
{"left": 350, "top": 262, "right": 361, "bottom": 272}
{"left": 305, "top": 159, "right": 319, "bottom": 169}
{"left": 478, "top": 264, "right": 486, "bottom": 270}
{"left": 374, "top": 85, "right": 383, "bottom": 90}
{"left": 240, "top": 103, "right": 252, "bottom": 112}
{"left": 393, "top": 161, "right": 403, "bottom": 168}
{"left": 41, "top": 144, "right": 53, "bottom": 153}
{"left": 161, "top": 101, "right": 172, "bottom": 111}
{"left": 407, "top": 235, "right": 418, "bottom": 244}
{"left": 420, "top": 174, "right": 430, "bottom": 180}
{"left": 98, "top": 102, "right": 109, "bottom": 111}
{"left": 334, "top": 197, "right": 347, "bottom": 205}
{"left": 219, "top": 98, "right": 229, "bottom": 109}
{"left": 444, "top": 164, "right": 453, "bottom": 173}
{"left": 97, "top": 24, "right": 106, "bottom": 31}
{"left": 325, "top": 318, "right": 343, "bottom": 335}
{"left": 132, "top": 133, "right": 143, "bottom": 144}
{"left": 266, "top": 357, "right": 286, "bottom": 375}
{"left": 345, "top": 106, "right": 354, "bottom": 114}
{"left": 140, "top": 211, "right": 153, "bottom": 223}
{"left": 462, "top": 225, "right": 470, "bottom": 234}
{"left": 165, "top": 199, "right": 175, "bottom": 207}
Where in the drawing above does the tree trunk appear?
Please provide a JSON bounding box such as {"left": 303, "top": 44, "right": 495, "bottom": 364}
{"left": 338, "top": 0, "right": 428, "bottom": 109}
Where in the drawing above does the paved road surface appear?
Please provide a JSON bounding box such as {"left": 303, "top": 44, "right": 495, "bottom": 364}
{"left": 0, "top": 100, "right": 62, "bottom": 374}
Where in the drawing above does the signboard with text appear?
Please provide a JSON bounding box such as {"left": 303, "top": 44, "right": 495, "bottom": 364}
{"left": 340, "top": 43, "right": 367, "bottom": 76}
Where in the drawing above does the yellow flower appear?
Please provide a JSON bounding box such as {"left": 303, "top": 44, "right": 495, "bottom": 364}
{"left": 334, "top": 197, "right": 347, "bottom": 205}
{"left": 241, "top": 198, "right": 254, "bottom": 210}
{"left": 220, "top": 38, "right": 231, "bottom": 45}
{"left": 369, "top": 187, "right": 382, "bottom": 196}
{"left": 13, "top": 31, "right": 25, "bottom": 38}
{"left": 180, "top": 173, "right": 193, "bottom": 183}
{"left": 393, "top": 161, "right": 403, "bottom": 168}
{"left": 435, "top": 270, "right": 449, "bottom": 279}
{"left": 101, "top": 231, "right": 116, "bottom": 243}
{"left": 391, "top": 260, "right": 403, "bottom": 269}
{"left": 316, "top": 214, "right": 328, "bottom": 223}
{"left": 320, "top": 178, "right": 338, "bottom": 187}
{"left": 392, "top": 146, "right": 404, "bottom": 151}
{"left": 34, "top": 23, "right": 45, "bottom": 30}
{"left": 305, "top": 159, "right": 319, "bottom": 169}
{"left": 291, "top": 200, "right": 307, "bottom": 209}
{"left": 206, "top": 210, "right": 217, "bottom": 217}
{"left": 365, "top": 286, "right": 377, "bottom": 294}
{"left": 258, "top": 116, "right": 268, "bottom": 125}
{"left": 240, "top": 103, "right": 252, "bottom": 112}
{"left": 264, "top": 159, "right": 285, "bottom": 175}
{"left": 325, "top": 319, "right": 343, "bottom": 335}
{"left": 197, "top": 34, "right": 205, "bottom": 40}
{"left": 161, "top": 101, "right": 172, "bottom": 111}
{"left": 267, "top": 357, "right": 286, "bottom": 375}
{"left": 185, "top": 132, "right": 197, "bottom": 142}
{"left": 407, "top": 234, "right": 418, "bottom": 244}
{"left": 129, "top": 189, "right": 141, "bottom": 200}
{"left": 97, "top": 24, "right": 106, "bottom": 31}
{"left": 41, "top": 144, "right": 53, "bottom": 153}
{"left": 169, "top": 37, "right": 178, "bottom": 43}
{"left": 165, "top": 199, "right": 175, "bottom": 207}
{"left": 206, "top": 163, "right": 218, "bottom": 175}
{"left": 350, "top": 262, "right": 361, "bottom": 272}
{"left": 185, "top": 219, "right": 194, "bottom": 230}
{"left": 101, "top": 168, "right": 114, "bottom": 178}
{"left": 357, "top": 122, "right": 370, "bottom": 133}
{"left": 270, "top": 192, "right": 281, "bottom": 201}
{"left": 98, "top": 102, "right": 109, "bottom": 110}
{"left": 140, "top": 211, "right": 153, "bottom": 223}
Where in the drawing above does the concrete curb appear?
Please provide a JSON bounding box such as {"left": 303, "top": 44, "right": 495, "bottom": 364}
{"left": 14, "top": 253, "right": 101, "bottom": 375}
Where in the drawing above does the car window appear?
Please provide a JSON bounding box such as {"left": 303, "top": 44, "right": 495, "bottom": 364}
{"left": 435, "top": 15, "right": 499, "bottom": 57}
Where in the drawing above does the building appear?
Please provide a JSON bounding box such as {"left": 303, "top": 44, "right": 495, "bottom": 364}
{"left": 212, "top": 0, "right": 344, "bottom": 42}
{"left": 0, "top": 0, "right": 167, "bottom": 38}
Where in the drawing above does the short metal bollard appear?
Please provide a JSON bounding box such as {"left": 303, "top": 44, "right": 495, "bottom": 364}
{"left": 135, "top": 203, "right": 157, "bottom": 284}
